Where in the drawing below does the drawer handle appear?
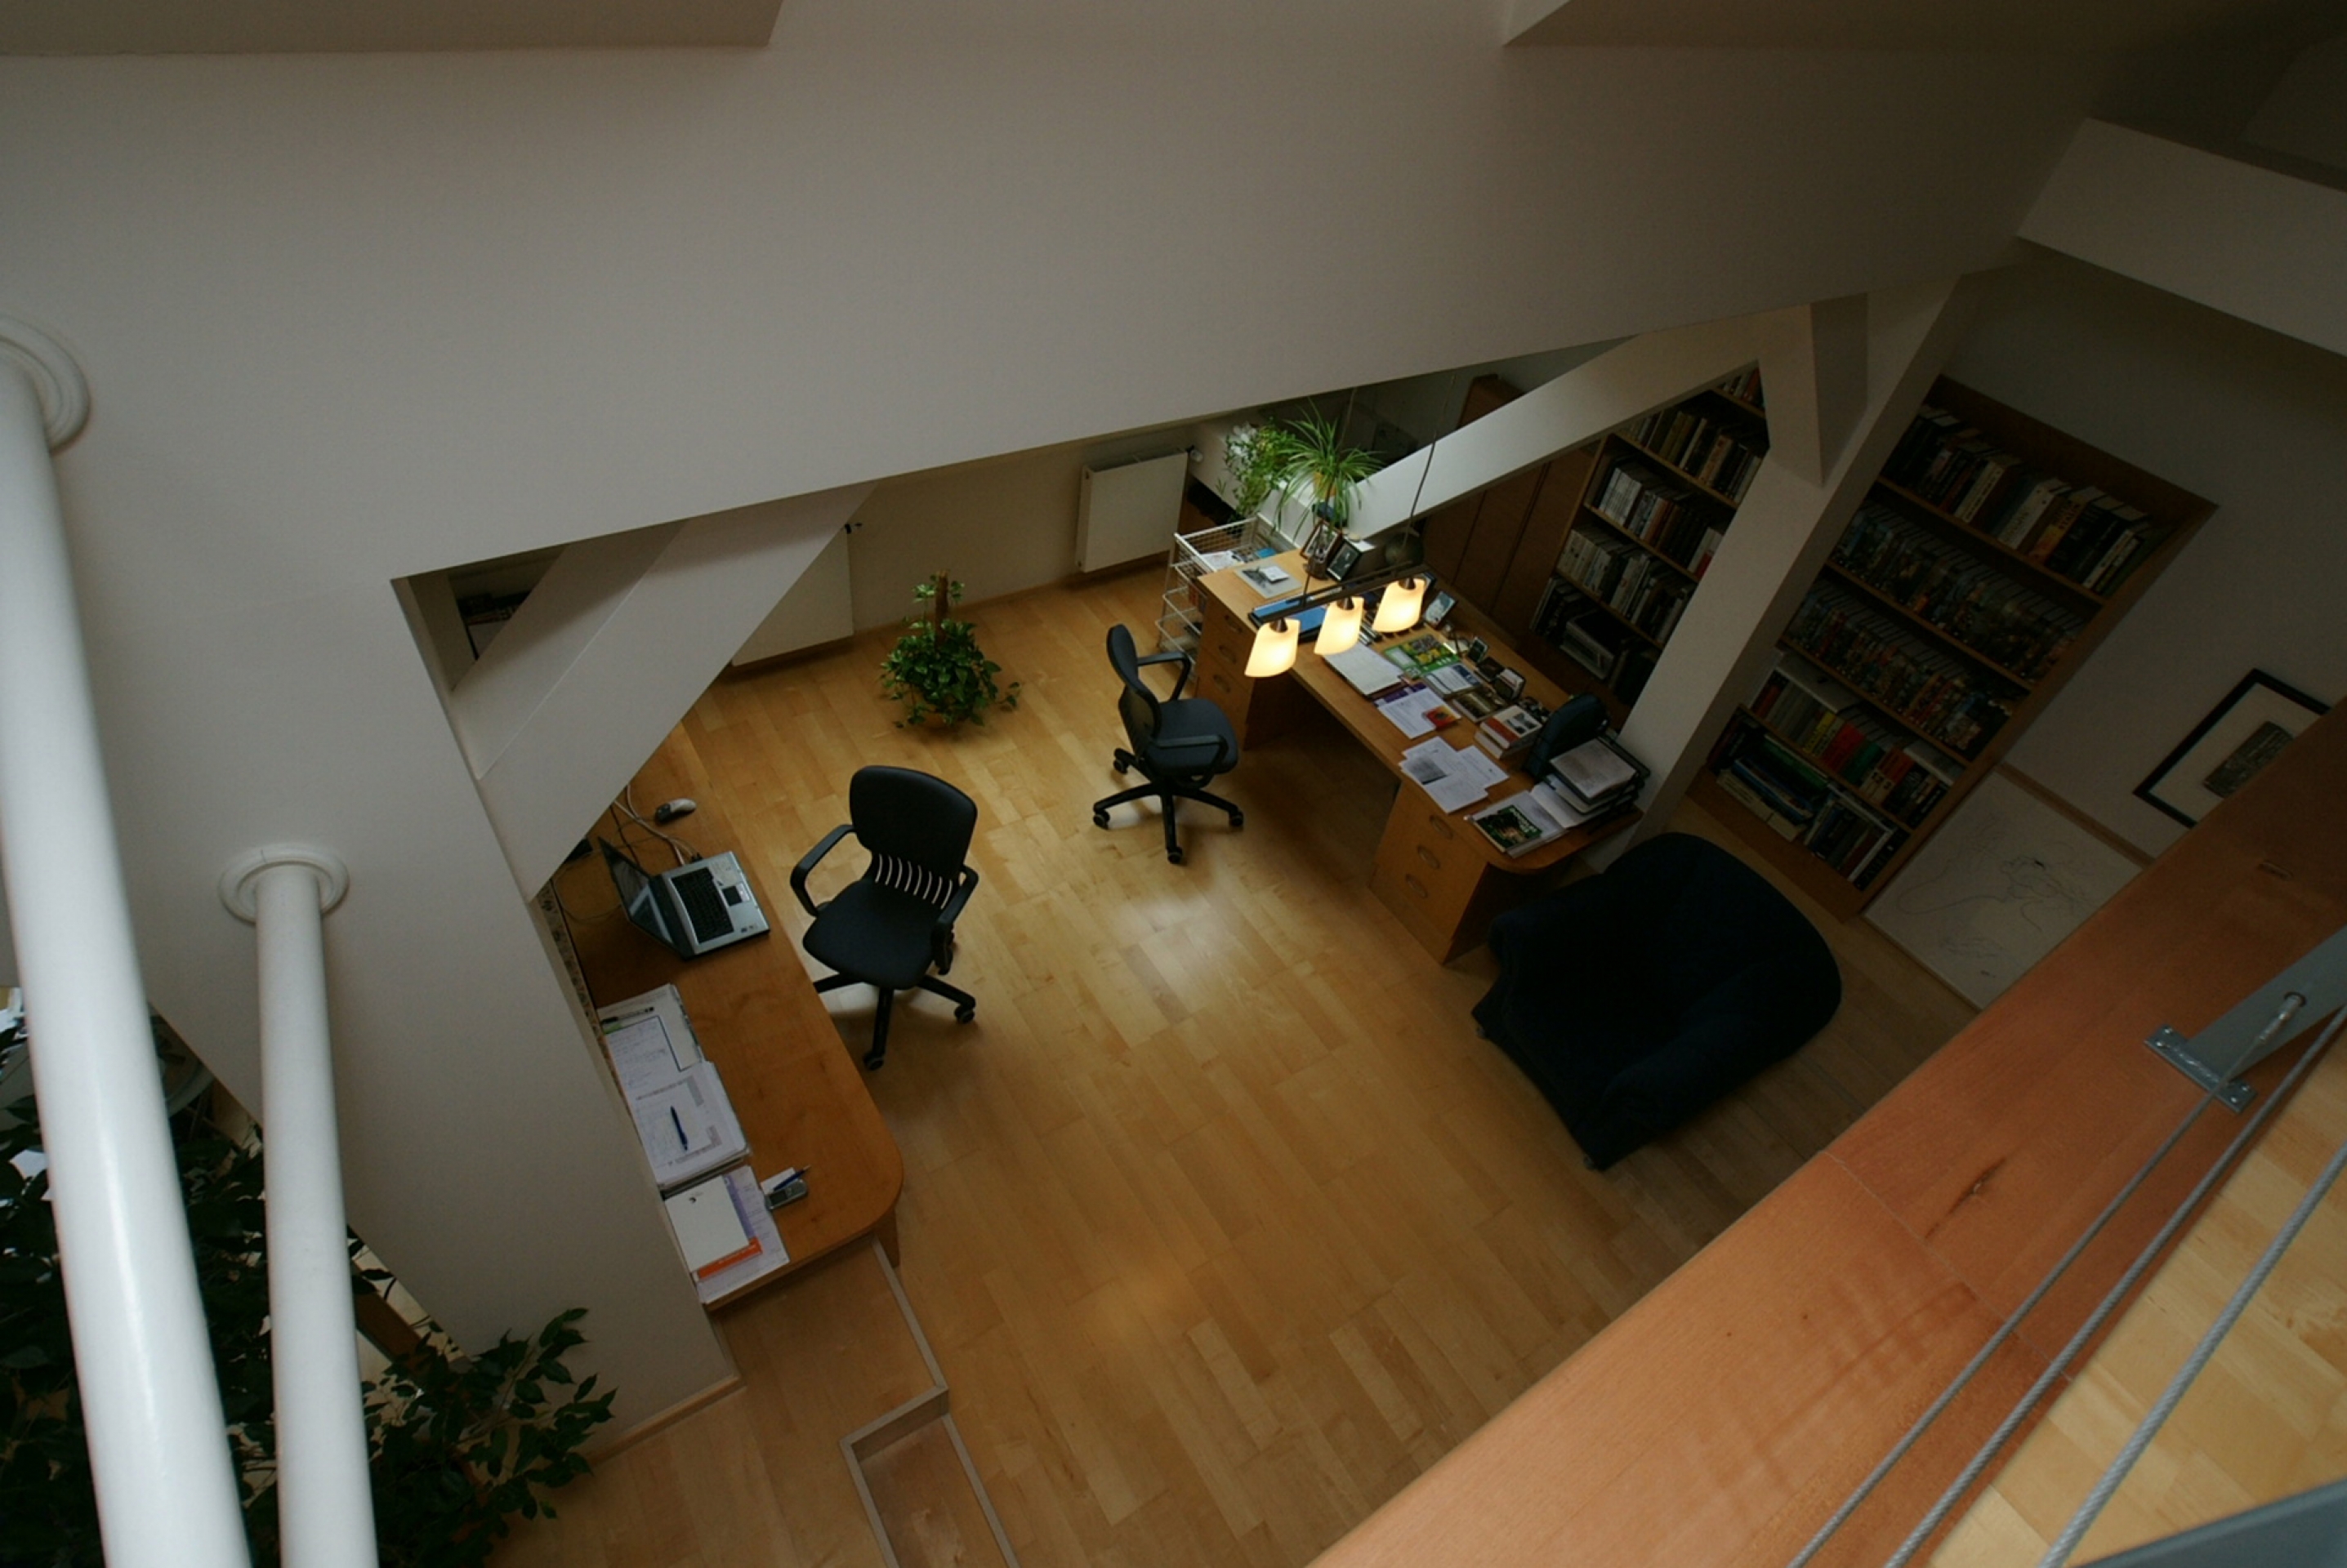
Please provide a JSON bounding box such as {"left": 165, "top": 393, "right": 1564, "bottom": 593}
{"left": 1426, "top": 815, "right": 1455, "bottom": 840}
{"left": 1402, "top": 874, "right": 1429, "bottom": 901}
{"left": 1211, "top": 672, "right": 1233, "bottom": 693}
{"left": 1415, "top": 844, "right": 1442, "bottom": 871}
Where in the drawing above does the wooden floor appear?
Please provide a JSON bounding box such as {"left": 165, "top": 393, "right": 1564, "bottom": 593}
{"left": 494, "top": 566, "right": 1974, "bottom": 1568}
{"left": 1933, "top": 1034, "right": 2347, "bottom": 1566}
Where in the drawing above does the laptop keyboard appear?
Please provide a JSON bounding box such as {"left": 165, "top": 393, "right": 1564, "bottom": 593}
{"left": 672, "top": 867, "right": 734, "bottom": 943}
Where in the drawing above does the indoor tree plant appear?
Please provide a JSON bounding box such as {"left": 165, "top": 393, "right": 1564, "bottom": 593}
{"left": 879, "top": 574, "right": 1020, "bottom": 727}
{"left": 0, "top": 1072, "right": 614, "bottom": 1568}
{"left": 1225, "top": 412, "right": 1382, "bottom": 537}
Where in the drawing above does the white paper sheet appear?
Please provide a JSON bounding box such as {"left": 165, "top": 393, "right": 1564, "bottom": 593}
{"left": 1326, "top": 644, "right": 1406, "bottom": 696}
{"left": 1399, "top": 737, "right": 1501, "bottom": 813}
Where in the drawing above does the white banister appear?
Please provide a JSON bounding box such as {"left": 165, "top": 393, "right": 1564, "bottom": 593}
{"left": 224, "top": 847, "right": 377, "bottom": 1567}
{"left": 0, "top": 325, "right": 253, "bottom": 1566}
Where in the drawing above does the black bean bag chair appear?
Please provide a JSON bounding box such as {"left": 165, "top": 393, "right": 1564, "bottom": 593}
{"left": 1474, "top": 833, "right": 1841, "bottom": 1169}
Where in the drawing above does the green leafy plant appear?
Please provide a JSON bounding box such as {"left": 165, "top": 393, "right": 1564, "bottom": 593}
{"left": 0, "top": 1075, "right": 613, "bottom": 1568}
{"left": 880, "top": 574, "right": 1020, "bottom": 727}
{"left": 1226, "top": 412, "right": 1381, "bottom": 528}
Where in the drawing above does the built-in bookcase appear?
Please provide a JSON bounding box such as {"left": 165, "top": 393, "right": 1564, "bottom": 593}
{"left": 1527, "top": 368, "right": 1769, "bottom": 719}
{"left": 1693, "top": 376, "right": 2215, "bottom": 919}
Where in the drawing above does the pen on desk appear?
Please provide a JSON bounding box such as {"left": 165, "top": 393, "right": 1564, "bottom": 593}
{"left": 669, "top": 1107, "right": 689, "bottom": 1149}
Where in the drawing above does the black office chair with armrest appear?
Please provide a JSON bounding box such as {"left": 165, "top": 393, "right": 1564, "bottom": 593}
{"left": 1090, "top": 623, "right": 1243, "bottom": 865}
{"left": 791, "top": 765, "right": 981, "bottom": 1071}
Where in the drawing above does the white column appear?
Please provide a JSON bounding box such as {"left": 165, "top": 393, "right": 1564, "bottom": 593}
{"left": 234, "top": 849, "right": 377, "bottom": 1568}
{"left": 0, "top": 325, "right": 253, "bottom": 1566}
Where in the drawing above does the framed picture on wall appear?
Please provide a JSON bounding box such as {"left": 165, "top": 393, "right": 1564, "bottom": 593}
{"left": 2135, "top": 670, "right": 2331, "bottom": 827}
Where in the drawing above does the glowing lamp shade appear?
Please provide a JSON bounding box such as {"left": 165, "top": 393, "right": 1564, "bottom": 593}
{"left": 1245, "top": 617, "right": 1299, "bottom": 678}
{"left": 1314, "top": 597, "right": 1364, "bottom": 657}
{"left": 1372, "top": 575, "right": 1427, "bottom": 635}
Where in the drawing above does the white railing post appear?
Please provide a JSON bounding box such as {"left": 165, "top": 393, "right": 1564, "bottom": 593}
{"left": 0, "top": 321, "right": 254, "bottom": 1565}
{"left": 222, "top": 847, "right": 378, "bottom": 1568}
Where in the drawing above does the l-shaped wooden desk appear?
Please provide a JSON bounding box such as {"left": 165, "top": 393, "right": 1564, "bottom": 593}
{"left": 1190, "top": 550, "right": 1636, "bottom": 961}
{"left": 553, "top": 733, "right": 904, "bottom": 1311}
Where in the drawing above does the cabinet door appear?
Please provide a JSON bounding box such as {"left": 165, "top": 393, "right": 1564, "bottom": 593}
{"left": 1492, "top": 444, "right": 1597, "bottom": 638}
{"left": 1451, "top": 464, "right": 1546, "bottom": 612}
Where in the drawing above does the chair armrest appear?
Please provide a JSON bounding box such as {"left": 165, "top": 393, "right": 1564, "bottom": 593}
{"left": 932, "top": 865, "right": 981, "bottom": 973}
{"left": 1136, "top": 647, "right": 1194, "bottom": 701}
{"left": 790, "top": 824, "right": 855, "bottom": 919}
{"left": 1152, "top": 731, "right": 1231, "bottom": 771}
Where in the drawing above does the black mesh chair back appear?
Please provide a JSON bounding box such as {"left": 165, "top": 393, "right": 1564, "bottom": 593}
{"left": 1091, "top": 623, "right": 1243, "bottom": 865}
{"left": 850, "top": 765, "right": 978, "bottom": 901}
{"left": 1109, "top": 625, "right": 1165, "bottom": 757}
{"left": 792, "top": 765, "right": 983, "bottom": 1069}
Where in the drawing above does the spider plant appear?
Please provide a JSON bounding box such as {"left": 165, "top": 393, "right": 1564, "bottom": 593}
{"left": 1262, "top": 412, "right": 1381, "bottom": 528}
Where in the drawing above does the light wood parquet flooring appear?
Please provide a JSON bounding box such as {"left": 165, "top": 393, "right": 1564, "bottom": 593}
{"left": 495, "top": 565, "right": 1975, "bottom": 1568}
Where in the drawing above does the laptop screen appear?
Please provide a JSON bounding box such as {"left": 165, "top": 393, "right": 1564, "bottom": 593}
{"left": 599, "top": 839, "right": 687, "bottom": 956}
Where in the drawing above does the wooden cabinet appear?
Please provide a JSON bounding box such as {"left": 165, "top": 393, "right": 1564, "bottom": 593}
{"left": 1190, "top": 589, "right": 1312, "bottom": 747}
{"left": 1369, "top": 795, "right": 1494, "bottom": 961}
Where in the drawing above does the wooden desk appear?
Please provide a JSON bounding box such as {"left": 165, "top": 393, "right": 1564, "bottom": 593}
{"left": 1194, "top": 552, "right": 1635, "bottom": 961}
{"left": 552, "top": 733, "right": 904, "bottom": 1309}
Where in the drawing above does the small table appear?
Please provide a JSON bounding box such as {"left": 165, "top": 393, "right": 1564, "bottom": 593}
{"left": 1192, "top": 551, "right": 1636, "bottom": 961}
{"left": 552, "top": 732, "right": 904, "bottom": 1309}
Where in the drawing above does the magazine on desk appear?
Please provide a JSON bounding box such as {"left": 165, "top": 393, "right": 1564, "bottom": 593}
{"left": 1467, "top": 778, "right": 1612, "bottom": 858}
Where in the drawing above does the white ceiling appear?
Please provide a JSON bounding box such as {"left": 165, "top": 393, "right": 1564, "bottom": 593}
{"left": 0, "top": 0, "right": 783, "bottom": 54}
{"left": 1510, "top": 0, "right": 2347, "bottom": 52}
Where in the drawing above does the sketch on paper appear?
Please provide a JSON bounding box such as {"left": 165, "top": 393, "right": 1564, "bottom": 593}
{"left": 1866, "top": 771, "right": 2141, "bottom": 1008}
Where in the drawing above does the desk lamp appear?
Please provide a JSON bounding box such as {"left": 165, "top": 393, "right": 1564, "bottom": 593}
{"left": 1243, "top": 430, "right": 1442, "bottom": 675}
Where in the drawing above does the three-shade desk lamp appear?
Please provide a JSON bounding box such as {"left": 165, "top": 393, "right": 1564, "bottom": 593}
{"left": 1241, "top": 523, "right": 1432, "bottom": 679}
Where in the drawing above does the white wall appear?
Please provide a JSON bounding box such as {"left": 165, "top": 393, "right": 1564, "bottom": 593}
{"left": 0, "top": 13, "right": 2106, "bottom": 1413}
{"left": 1945, "top": 254, "right": 2347, "bottom": 856}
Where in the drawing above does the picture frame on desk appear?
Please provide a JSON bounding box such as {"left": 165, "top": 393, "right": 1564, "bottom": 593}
{"left": 2135, "top": 669, "right": 2331, "bottom": 827}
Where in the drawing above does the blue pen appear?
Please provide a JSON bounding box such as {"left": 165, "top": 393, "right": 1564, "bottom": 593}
{"left": 669, "top": 1107, "right": 689, "bottom": 1149}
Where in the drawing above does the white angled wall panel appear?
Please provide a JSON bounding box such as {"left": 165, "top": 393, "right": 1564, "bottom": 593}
{"left": 1076, "top": 451, "right": 1186, "bottom": 572}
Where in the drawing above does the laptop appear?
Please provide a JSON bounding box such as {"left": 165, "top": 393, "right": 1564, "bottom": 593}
{"left": 599, "top": 838, "right": 771, "bottom": 959}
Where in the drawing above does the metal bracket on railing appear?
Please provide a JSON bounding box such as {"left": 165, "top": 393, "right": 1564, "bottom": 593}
{"left": 2144, "top": 1026, "right": 2256, "bottom": 1111}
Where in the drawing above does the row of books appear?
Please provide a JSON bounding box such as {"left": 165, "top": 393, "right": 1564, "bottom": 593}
{"left": 1832, "top": 505, "right": 2085, "bottom": 680}
{"left": 1747, "top": 657, "right": 1958, "bottom": 827}
{"left": 1559, "top": 529, "right": 1693, "bottom": 642}
{"left": 1883, "top": 407, "right": 2161, "bottom": 594}
{"left": 1588, "top": 459, "right": 1730, "bottom": 574}
{"left": 1707, "top": 727, "right": 1907, "bottom": 889}
{"left": 1626, "top": 406, "right": 1767, "bottom": 503}
{"left": 1715, "top": 368, "right": 1765, "bottom": 408}
{"left": 1784, "top": 586, "right": 2015, "bottom": 756}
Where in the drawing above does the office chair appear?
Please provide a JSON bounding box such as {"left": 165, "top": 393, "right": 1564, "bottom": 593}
{"left": 791, "top": 766, "right": 982, "bottom": 1070}
{"left": 1091, "top": 623, "right": 1243, "bottom": 865}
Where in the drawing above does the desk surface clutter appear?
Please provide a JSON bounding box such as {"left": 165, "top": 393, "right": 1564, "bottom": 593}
{"left": 1193, "top": 550, "right": 1639, "bottom": 960}
{"left": 554, "top": 737, "right": 904, "bottom": 1311}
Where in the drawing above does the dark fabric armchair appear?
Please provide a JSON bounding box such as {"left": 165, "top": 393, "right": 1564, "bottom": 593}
{"left": 1474, "top": 833, "right": 1842, "bottom": 1169}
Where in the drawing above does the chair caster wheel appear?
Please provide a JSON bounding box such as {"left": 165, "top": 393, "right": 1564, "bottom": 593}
{"left": 1167, "top": 846, "right": 1185, "bottom": 865}
{"left": 956, "top": 1004, "right": 976, "bottom": 1024}
{"left": 863, "top": 1050, "right": 886, "bottom": 1071}
{"left": 1230, "top": 811, "right": 1244, "bottom": 829}
{"left": 1093, "top": 809, "right": 1111, "bottom": 829}
{"left": 1113, "top": 760, "right": 1130, "bottom": 776}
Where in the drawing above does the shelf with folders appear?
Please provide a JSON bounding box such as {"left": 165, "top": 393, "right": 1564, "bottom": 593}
{"left": 1700, "top": 374, "right": 2214, "bottom": 919}
{"left": 1524, "top": 376, "right": 1766, "bottom": 714}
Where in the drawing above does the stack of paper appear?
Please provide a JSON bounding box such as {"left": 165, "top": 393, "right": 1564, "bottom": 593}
{"left": 663, "top": 1166, "right": 791, "bottom": 1303}
{"left": 1398, "top": 738, "right": 1508, "bottom": 813}
{"left": 599, "top": 987, "right": 751, "bottom": 1192}
{"left": 1326, "top": 644, "right": 1406, "bottom": 697}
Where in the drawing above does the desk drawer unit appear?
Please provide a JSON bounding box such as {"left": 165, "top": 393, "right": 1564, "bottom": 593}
{"left": 1370, "top": 795, "right": 1493, "bottom": 962}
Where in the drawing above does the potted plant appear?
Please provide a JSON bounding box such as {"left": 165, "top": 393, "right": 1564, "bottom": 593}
{"left": 879, "top": 574, "right": 1020, "bottom": 727}
{"left": 1269, "top": 411, "right": 1381, "bottom": 530}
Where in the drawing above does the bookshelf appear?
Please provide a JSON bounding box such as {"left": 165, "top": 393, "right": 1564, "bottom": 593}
{"left": 1525, "top": 368, "right": 1771, "bottom": 719}
{"left": 1694, "top": 376, "right": 2215, "bottom": 920}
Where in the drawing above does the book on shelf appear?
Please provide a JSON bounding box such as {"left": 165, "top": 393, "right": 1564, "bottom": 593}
{"left": 1589, "top": 459, "right": 1724, "bottom": 570}
{"left": 1626, "top": 403, "right": 1769, "bottom": 502}
{"left": 1707, "top": 724, "right": 1910, "bottom": 888}
{"left": 1883, "top": 406, "right": 2165, "bottom": 595}
{"left": 1557, "top": 528, "right": 1691, "bottom": 642}
{"left": 1716, "top": 368, "right": 1765, "bottom": 408}
{"left": 1784, "top": 584, "right": 2016, "bottom": 756}
{"left": 1832, "top": 503, "right": 2085, "bottom": 679}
